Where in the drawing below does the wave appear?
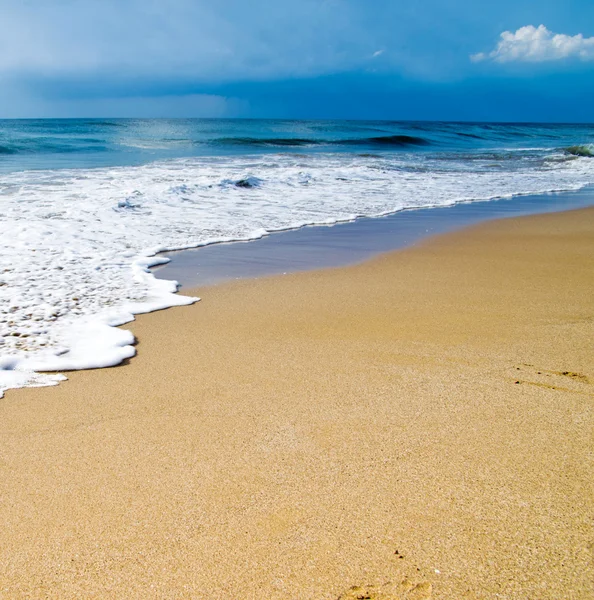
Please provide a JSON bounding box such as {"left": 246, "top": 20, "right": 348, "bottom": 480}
{"left": 565, "top": 145, "right": 593, "bottom": 157}
{"left": 212, "top": 134, "right": 430, "bottom": 148}
{"left": 2, "top": 133, "right": 430, "bottom": 156}
{"left": 0, "top": 140, "right": 111, "bottom": 155}
{"left": 347, "top": 134, "right": 430, "bottom": 146}
{"left": 455, "top": 131, "right": 486, "bottom": 140}
{"left": 82, "top": 120, "right": 125, "bottom": 128}
{"left": 213, "top": 137, "right": 319, "bottom": 147}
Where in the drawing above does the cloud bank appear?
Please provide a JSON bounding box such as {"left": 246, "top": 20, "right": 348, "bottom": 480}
{"left": 472, "top": 25, "right": 594, "bottom": 63}
{"left": 0, "top": 0, "right": 379, "bottom": 84}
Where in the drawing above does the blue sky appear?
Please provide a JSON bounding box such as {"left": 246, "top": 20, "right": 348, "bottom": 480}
{"left": 1, "top": 0, "right": 593, "bottom": 121}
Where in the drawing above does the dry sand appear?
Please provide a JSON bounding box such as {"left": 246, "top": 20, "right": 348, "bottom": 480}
{"left": 1, "top": 207, "right": 593, "bottom": 599}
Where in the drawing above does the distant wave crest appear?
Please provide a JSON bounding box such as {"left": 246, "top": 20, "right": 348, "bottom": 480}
{"left": 351, "top": 134, "right": 430, "bottom": 146}
{"left": 213, "top": 137, "right": 317, "bottom": 147}
{"left": 212, "top": 134, "right": 430, "bottom": 148}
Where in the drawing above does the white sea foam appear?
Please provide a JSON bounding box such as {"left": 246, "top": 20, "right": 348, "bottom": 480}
{"left": 1, "top": 151, "right": 593, "bottom": 396}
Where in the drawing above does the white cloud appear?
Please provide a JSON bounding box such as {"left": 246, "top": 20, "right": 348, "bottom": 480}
{"left": 471, "top": 25, "right": 594, "bottom": 63}
{"left": 372, "top": 49, "right": 385, "bottom": 58}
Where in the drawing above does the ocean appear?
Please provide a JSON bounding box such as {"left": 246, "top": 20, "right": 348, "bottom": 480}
{"left": 1, "top": 118, "right": 593, "bottom": 396}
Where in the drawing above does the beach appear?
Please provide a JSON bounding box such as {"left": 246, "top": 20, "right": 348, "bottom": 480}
{"left": 1, "top": 206, "right": 593, "bottom": 598}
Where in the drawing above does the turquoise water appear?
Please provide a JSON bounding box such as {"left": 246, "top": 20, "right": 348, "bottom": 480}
{"left": 1, "top": 118, "right": 593, "bottom": 173}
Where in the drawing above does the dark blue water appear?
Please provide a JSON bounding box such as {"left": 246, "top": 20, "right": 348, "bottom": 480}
{"left": 1, "top": 118, "right": 593, "bottom": 174}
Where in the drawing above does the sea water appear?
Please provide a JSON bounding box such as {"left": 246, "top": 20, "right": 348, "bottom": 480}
{"left": 1, "top": 119, "right": 593, "bottom": 395}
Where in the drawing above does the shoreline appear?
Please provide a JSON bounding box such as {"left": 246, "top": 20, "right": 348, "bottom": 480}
{"left": 2, "top": 207, "right": 593, "bottom": 598}
{"left": 156, "top": 185, "right": 594, "bottom": 288}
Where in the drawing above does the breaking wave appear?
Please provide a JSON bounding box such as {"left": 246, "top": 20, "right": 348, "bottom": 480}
{"left": 565, "top": 145, "right": 594, "bottom": 157}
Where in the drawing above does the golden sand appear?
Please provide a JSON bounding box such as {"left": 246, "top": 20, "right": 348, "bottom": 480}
{"left": 1, "top": 207, "right": 593, "bottom": 599}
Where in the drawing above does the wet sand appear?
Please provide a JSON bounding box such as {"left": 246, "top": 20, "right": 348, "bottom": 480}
{"left": 156, "top": 186, "right": 594, "bottom": 288}
{"left": 1, "top": 207, "right": 593, "bottom": 599}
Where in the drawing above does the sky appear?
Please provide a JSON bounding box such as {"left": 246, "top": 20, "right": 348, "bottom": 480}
{"left": 0, "top": 0, "right": 593, "bottom": 121}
